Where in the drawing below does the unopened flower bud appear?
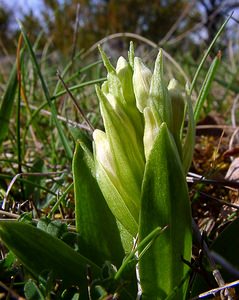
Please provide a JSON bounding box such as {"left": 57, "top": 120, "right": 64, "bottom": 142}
{"left": 143, "top": 107, "right": 162, "bottom": 160}
{"left": 116, "top": 56, "right": 135, "bottom": 104}
{"left": 133, "top": 57, "right": 152, "bottom": 112}
{"left": 168, "top": 78, "right": 185, "bottom": 156}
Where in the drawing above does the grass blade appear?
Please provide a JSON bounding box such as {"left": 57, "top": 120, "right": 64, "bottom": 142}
{"left": 114, "top": 227, "right": 166, "bottom": 281}
{"left": 0, "top": 64, "right": 18, "bottom": 145}
{"left": 18, "top": 21, "right": 72, "bottom": 159}
{"left": 189, "top": 13, "right": 231, "bottom": 95}
{"left": 194, "top": 53, "right": 221, "bottom": 123}
{"left": 182, "top": 87, "right": 195, "bottom": 174}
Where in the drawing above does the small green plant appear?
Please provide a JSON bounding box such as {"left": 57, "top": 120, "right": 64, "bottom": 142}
{"left": 90, "top": 44, "right": 194, "bottom": 298}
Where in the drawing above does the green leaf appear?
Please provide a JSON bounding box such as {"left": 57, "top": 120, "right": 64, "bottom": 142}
{"left": 139, "top": 123, "right": 192, "bottom": 300}
{"left": 0, "top": 63, "right": 18, "bottom": 145}
{"left": 182, "top": 90, "right": 195, "bottom": 174}
{"left": 189, "top": 13, "right": 231, "bottom": 95}
{"left": 73, "top": 141, "right": 125, "bottom": 267}
{"left": 37, "top": 218, "right": 67, "bottom": 239}
{"left": 0, "top": 250, "right": 16, "bottom": 281}
{"left": 115, "top": 227, "right": 165, "bottom": 282}
{"left": 98, "top": 45, "right": 115, "bottom": 74}
{"left": 116, "top": 220, "right": 134, "bottom": 254}
{"left": 149, "top": 49, "right": 172, "bottom": 128}
{"left": 0, "top": 221, "right": 101, "bottom": 291}
{"left": 194, "top": 54, "right": 220, "bottom": 122}
{"left": 24, "top": 279, "right": 45, "bottom": 300}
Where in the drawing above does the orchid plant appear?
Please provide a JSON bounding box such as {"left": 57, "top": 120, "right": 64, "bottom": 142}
{"left": 74, "top": 43, "right": 194, "bottom": 299}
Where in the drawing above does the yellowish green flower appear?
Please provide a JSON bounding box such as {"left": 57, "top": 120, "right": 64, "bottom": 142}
{"left": 93, "top": 44, "right": 191, "bottom": 236}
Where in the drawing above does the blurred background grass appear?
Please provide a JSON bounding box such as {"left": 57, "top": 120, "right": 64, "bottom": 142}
{"left": 0, "top": 0, "right": 238, "bottom": 57}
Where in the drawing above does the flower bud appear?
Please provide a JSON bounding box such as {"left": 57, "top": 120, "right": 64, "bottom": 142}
{"left": 116, "top": 56, "right": 144, "bottom": 137}
{"left": 149, "top": 49, "right": 172, "bottom": 128}
{"left": 168, "top": 78, "right": 185, "bottom": 156}
{"left": 133, "top": 57, "right": 152, "bottom": 112}
{"left": 93, "top": 129, "right": 139, "bottom": 235}
{"left": 93, "top": 129, "right": 115, "bottom": 178}
{"left": 116, "top": 56, "right": 135, "bottom": 104}
{"left": 143, "top": 107, "right": 162, "bottom": 160}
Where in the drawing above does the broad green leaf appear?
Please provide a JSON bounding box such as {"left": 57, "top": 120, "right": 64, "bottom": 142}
{"left": 73, "top": 141, "right": 125, "bottom": 267}
{"left": 139, "top": 123, "right": 192, "bottom": 299}
{"left": 0, "top": 221, "right": 101, "bottom": 292}
{"left": 0, "top": 63, "right": 18, "bottom": 145}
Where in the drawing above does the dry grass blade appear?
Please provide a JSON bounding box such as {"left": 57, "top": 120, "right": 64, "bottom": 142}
{"left": 57, "top": 71, "right": 95, "bottom": 133}
{"left": 190, "top": 279, "right": 239, "bottom": 299}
